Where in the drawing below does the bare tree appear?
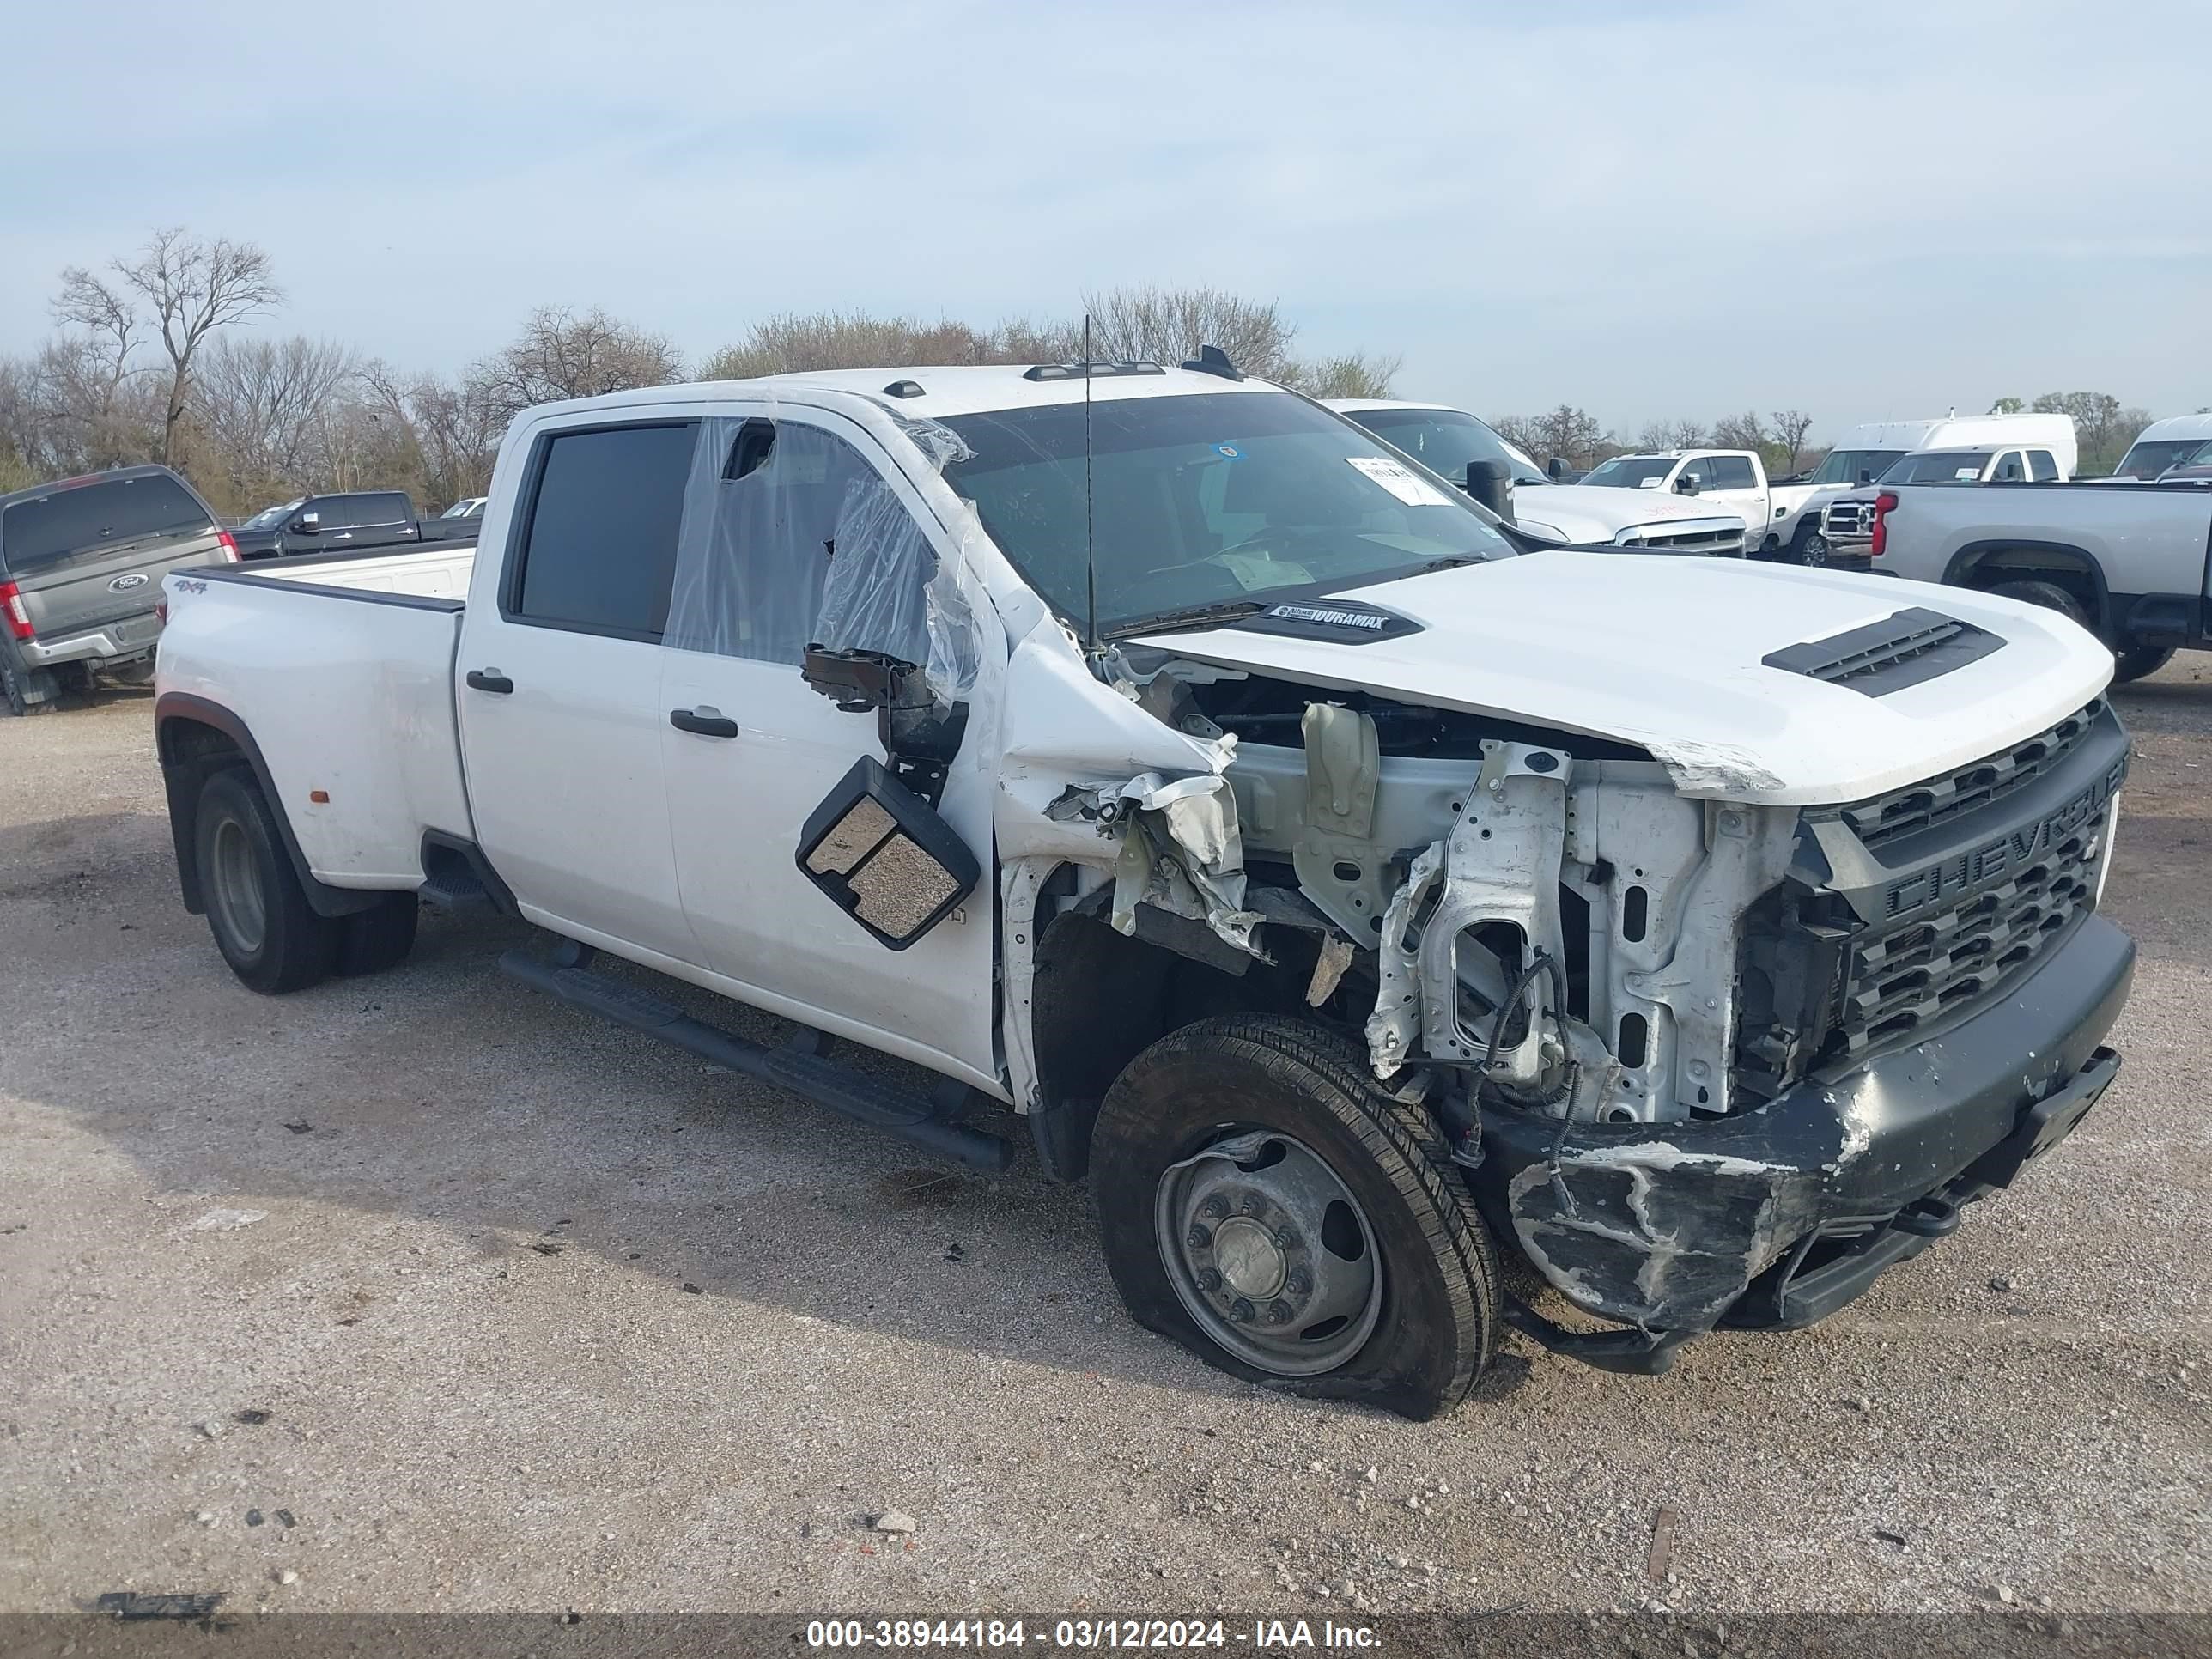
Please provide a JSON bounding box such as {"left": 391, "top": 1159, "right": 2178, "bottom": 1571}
{"left": 1770, "top": 410, "right": 1815, "bottom": 475}
{"left": 1285, "top": 351, "right": 1401, "bottom": 399}
{"left": 1711, "top": 410, "right": 1769, "bottom": 453}
{"left": 362, "top": 364, "right": 508, "bottom": 509}
{"left": 699, "top": 312, "right": 1019, "bottom": 380}
{"left": 1634, "top": 418, "right": 1710, "bottom": 451}
{"left": 58, "top": 228, "right": 284, "bottom": 465}
{"left": 193, "top": 336, "right": 361, "bottom": 501}
{"left": 1079, "top": 285, "right": 1301, "bottom": 381}
{"left": 471, "top": 306, "right": 683, "bottom": 417}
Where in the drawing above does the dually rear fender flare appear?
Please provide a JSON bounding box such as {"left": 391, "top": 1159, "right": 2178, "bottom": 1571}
{"left": 155, "top": 692, "right": 382, "bottom": 920}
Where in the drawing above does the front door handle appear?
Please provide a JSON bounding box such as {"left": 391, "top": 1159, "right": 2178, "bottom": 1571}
{"left": 466, "top": 669, "right": 514, "bottom": 695}
{"left": 670, "top": 708, "right": 739, "bottom": 738}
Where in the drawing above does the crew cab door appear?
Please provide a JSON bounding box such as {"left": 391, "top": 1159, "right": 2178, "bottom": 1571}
{"left": 457, "top": 418, "right": 702, "bottom": 962}
{"left": 1697, "top": 453, "right": 1770, "bottom": 538}
{"left": 655, "top": 406, "right": 998, "bottom": 1082}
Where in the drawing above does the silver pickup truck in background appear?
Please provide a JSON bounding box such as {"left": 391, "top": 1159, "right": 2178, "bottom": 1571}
{"left": 1866, "top": 479, "right": 2212, "bottom": 681}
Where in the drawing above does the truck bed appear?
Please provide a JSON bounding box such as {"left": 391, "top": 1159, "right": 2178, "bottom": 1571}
{"left": 157, "top": 541, "right": 478, "bottom": 887}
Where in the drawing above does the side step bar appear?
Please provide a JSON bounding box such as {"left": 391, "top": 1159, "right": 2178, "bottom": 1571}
{"left": 498, "top": 945, "right": 1012, "bottom": 1173}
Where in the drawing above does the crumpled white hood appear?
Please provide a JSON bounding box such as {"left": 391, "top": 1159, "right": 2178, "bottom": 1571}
{"left": 1131, "top": 554, "right": 2115, "bottom": 805}
{"left": 1512, "top": 482, "right": 1741, "bottom": 545}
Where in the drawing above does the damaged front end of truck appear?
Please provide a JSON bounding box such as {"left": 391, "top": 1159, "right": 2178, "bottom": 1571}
{"left": 997, "top": 624, "right": 2133, "bottom": 1372}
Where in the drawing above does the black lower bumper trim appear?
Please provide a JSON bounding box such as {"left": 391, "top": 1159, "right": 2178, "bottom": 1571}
{"left": 1467, "top": 915, "right": 2134, "bottom": 1345}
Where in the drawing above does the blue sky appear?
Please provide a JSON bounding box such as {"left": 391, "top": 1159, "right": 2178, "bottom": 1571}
{"left": 3, "top": 0, "right": 2205, "bottom": 442}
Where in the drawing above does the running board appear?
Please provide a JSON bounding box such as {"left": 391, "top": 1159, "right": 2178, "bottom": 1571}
{"left": 497, "top": 946, "right": 1012, "bottom": 1172}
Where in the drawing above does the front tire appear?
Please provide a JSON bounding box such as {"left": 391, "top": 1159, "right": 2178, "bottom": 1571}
{"left": 2112, "top": 645, "right": 2176, "bottom": 684}
{"left": 1091, "top": 1015, "right": 1499, "bottom": 1419}
{"left": 195, "top": 769, "right": 341, "bottom": 994}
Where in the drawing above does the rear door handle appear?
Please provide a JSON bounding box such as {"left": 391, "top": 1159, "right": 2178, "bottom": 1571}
{"left": 466, "top": 670, "right": 514, "bottom": 695}
{"left": 670, "top": 708, "right": 739, "bottom": 738}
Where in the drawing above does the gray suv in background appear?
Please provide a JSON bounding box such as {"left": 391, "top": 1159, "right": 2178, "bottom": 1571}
{"left": 0, "top": 465, "right": 233, "bottom": 716}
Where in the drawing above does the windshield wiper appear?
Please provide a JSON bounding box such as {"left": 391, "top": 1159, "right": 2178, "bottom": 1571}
{"left": 1105, "top": 599, "right": 1269, "bottom": 640}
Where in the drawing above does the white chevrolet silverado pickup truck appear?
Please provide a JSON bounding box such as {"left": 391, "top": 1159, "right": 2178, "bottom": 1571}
{"left": 155, "top": 359, "right": 2136, "bottom": 1418}
{"left": 1863, "top": 477, "right": 2212, "bottom": 683}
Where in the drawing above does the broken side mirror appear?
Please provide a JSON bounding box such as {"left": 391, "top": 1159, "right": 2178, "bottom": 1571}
{"left": 797, "top": 757, "right": 980, "bottom": 950}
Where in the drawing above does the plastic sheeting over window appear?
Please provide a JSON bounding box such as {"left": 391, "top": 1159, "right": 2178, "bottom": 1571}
{"left": 663, "top": 412, "right": 981, "bottom": 702}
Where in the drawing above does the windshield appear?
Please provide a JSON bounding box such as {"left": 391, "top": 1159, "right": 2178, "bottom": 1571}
{"left": 441, "top": 498, "right": 483, "bottom": 518}
{"left": 1880, "top": 451, "right": 1994, "bottom": 483}
{"left": 1580, "top": 457, "right": 1676, "bottom": 489}
{"left": 939, "top": 392, "right": 1516, "bottom": 634}
{"left": 1343, "top": 407, "right": 1547, "bottom": 487}
{"left": 2113, "top": 438, "right": 2212, "bottom": 479}
{"left": 1807, "top": 449, "right": 1906, "bottom": 486}
{"left": 1, "top": 472, "right": 213, "bottom": 570}
{"left": 241, "top": 499, "right": 303, "bottom": 530}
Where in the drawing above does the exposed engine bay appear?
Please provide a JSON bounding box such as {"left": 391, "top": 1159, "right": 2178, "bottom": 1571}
{"left": 1107, "top": 647, "right": 1800, "bottom": 1129}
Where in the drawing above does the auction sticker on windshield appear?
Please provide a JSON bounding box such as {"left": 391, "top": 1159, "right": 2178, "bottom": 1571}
{"left": 1345, "top": 454, "right": 1454, "bottom": 507}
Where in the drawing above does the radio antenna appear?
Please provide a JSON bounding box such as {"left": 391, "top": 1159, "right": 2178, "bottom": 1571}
{"left": 1083, "top": 313, "right": 1098, "bottom": 658}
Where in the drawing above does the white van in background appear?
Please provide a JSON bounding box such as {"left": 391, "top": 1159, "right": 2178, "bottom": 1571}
{"left": 2111, "top": 414, "right": 2212, "bottom": 480}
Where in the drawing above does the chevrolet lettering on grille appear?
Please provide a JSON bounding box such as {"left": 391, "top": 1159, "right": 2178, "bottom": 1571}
{"left": 1883, "top": 757, "right": 2125, "bottom": 921}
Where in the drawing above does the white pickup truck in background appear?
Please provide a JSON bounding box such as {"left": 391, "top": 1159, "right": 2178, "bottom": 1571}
{"left": 1576, "top": 448, "right": 1833, "bottom": 562}
{"left": 1328, "top": 400, "right": 1748, "bottom": 556}
{"left": 155, "top": 359, "right": 2136, "bottom": 1418}
{"left": 1863, "top": 476, "right": 2212, "bottom": 681}
{"left": 1819, "top": 443, "right": 2071, "bottom": 559}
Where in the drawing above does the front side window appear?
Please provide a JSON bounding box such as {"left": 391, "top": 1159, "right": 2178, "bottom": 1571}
{"left": 1991, "top": 452, "right": 2026, "bottom": 483}
{"left": 0, "top": 471, "right": 213, "bottom": 571}
{"left": 1344, "top": 408, "right": 1547, "bottom": 486}
{"left": 511, "top": 422, "right": 698, "bottom": 637}
{"left": 1581, "top": 457, "right": 1679, "bottom": 489}
{"left": 664, "top": 416, "right": 939, "bottom": 668}
{"left": 938, "top": 392, "right": 1516, "bottom": 634}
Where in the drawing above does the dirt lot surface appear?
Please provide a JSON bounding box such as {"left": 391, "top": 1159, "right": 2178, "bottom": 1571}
{"left": 3, "top": 668, "right": 2209, "bottom": 1618}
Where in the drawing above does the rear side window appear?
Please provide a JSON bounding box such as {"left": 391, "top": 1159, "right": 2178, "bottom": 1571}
{"left": 1, "top": 472, "right": 213, "bottom": 572}
{"left": 1705, "top": 454, "right": 1758, "bottom": 489}
{"left": 511, "top": 422, "right": 698, "bottom": 637}
{"left": 323, "top": 492, "right": 411, "bottom": 529}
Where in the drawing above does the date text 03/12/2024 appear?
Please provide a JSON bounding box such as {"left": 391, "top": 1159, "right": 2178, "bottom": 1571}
{"left": 805, "top": 1619, "right": 1382, "bottom": 1650}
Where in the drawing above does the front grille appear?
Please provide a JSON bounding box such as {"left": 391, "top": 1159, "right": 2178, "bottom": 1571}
{"left": 1638, "top": 526, "right": 1745, "bottom": 556}
{"left": 1820, "top": 698, "right": 2106, "bottom": 852}
{"left": 1833, "top": 816, "right": 2101, "bottom": 1057}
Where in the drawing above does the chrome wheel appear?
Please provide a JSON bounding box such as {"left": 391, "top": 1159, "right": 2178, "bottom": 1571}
{"left": 1154, "top": 1127, "right": 1382, "bottom": 1376}
{"left": 207, "top": 815, "right": 267, "bottom": 956}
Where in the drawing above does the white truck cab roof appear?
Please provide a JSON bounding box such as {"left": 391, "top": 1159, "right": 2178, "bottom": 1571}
{"left": 1836, "top": 414, "right": 2077, "bottom": 476}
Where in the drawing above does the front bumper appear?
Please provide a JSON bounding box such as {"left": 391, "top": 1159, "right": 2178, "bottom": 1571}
{"left": 1468, "top": 912, "right": 2134, "bottom": 1352}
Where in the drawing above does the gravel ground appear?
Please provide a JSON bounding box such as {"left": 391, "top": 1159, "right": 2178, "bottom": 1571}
{"left": 2, "top": 668, "right": 2208, "bottom": 1618}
